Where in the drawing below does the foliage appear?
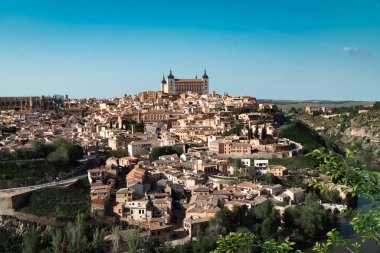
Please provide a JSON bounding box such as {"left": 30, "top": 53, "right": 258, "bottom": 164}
{"left": 31, "top": 139, "right": 54, "bottom": 158}
{"left": 260, "top": 173, "right": 282, "bottom": 185}
{"left": 150, "top": 146, "right": 183, "bottom": 161}
{"left": 253, "top": 201, "right": 281, "bottom": 241}
{"left": 232, "top": 159, "right": 242, "bottom": 169}
{"left": 126, "top": 229, "right": 143, "bottom": 253}
{"left": 269, "top": 155, "right": 318, "bottom": 170}
{"left": 284, "top": 201, "right": 337, "bottom": 246}
{"left": 232, "top": 159, "right": 243, "bottom": 176}
{"left": 278, "top": 122, "right": 325, "bottom": 152}
{"left": 11, "top": 138, "right": 83, "bottom": 163}
{"left": 0, "top": 227, "right": 22, "bottom": 253}
{"left": 111, "top": 226, "right": 121, "bottom": 253}
{"left": 212, "top": 232, "right": 300, "bottom": 253}
{"left": 319, "top": 189, "right": 341, "bottom": 203}
{"left": 223, "top": 123, "right": 244, "bottom": 136}
{"left": 66, "top": 213, "right": 88, "bottom": 253}
{"left": 21, "top": 227, "right": 39, "bottom": 253}
{"left": 51, "top": 229, "right": 63, "bottom": 253}
{"left": 19, "top": 179, "right": 90, "bottom": 218}
{"left": 50, "top": 138, "right": 83, "bottom": 165}
{"left": 351, "top": 207, "right": 380, "bottom": 244}
{"left": 5, "top": 138, "right": 83, "bottom": 181}
{"left": 308, "top": 148, "right": 380, "bottom": 250}
{"left": 313, "top": 229, "right": 361, "bottom": 253}
{"left": 91, "top": 227, "right": 107, "bottom": 253}
{"left": 253, "top": 123, "right": 259, "bottom": 138}
{"left": 212, "top": 232, "right": 256, "bottom": 253}
{"left": 261, "top": 123, "right": 267, "bottom": 139}
{"left": 308, "top": 148, "right": 380, "bottom": 200}
{"left": 0, "top": 160, "right": 53, "bottom": 180}
{"left": 47, "top": 146, "right": 70, "bottom": 166}
{"left": 143, "top": 237, "right": 160, "bottom": 253}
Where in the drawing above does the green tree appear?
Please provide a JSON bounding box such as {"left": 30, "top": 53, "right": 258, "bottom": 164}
{"left": 66, "top": 213, "right": 88, "bottom": 253}
{"left": 254, "top": 123, "right": 259, "bottom": 138}
{"left": 126, "top": 229, "right": 142, "bottom": 253}
{"left": 308, "top": 148, "right": 380, "bottom": 251}
{"left": 47, "top": 146, "right": 69, "bottom": 166}
{"left": 284, "top": 201, "right": 336, "bottom": 246}
{"left": 150, "top": 146, "right": 182, "bottom": 161}
{"left": 232, "top": 159, "right": 243, "bottom": 177}
{"left": 261, "top": 173, "right": 281, "bottom": 184}
{"left": 175, "top": 241, "right": 193, "bottom": 253}
{"left": 248, "top": 128, "right": 253, "bottom": 140}
{"left": 51, "top": 229, "right": 63, "bottom": 253}
{"left": 143, "top": 237, "right": 160, "bottom": 253}
{"left": 212, "top": 208, "right": 234, "bottom": 234}
{"left": 193, "top": 230, "right": 213, "bottom": 253}
{"left": 261, "top": 123, "right": 267, "bottom": 139}
{"left": 319, "top": 189, "right": 341, "bottom": 203}
{"left": 50, "top": 138, "right": 83, "bottom": 164}
{"left": 22, "top": 227, "right": 39, "bottom": 253}
{"left": 212, "top": 232, "right": 256, "bottom": 253}
{"left": 111, "top": 226, "right": 121, "bottom": 253}
{"left": 91, "top": 227, "right": 106, "bottom": 253}
{"left": 31, "top": 139, "right": 53, "bottom": 158}
{"left": 254, "top": 201, "right": 281, "bottom": 240}
{"left": 213, "top": 232, "right": 300, "bottom": 253}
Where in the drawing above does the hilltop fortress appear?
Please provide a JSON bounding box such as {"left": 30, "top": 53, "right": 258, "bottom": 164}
{"left": 161, "top": 70, "right": 209, "bottom": 95}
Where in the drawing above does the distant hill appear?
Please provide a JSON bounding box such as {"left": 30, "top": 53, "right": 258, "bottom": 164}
{"left": 258, "top": 99, "right": 374, "bottom": 113}
{"left": 290, "top": 109, "right": 380, "bottom": 171}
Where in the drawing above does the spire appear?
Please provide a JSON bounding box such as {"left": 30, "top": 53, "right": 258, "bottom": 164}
{"left": 202, "top": 69, "right": 209, "bottom": 79}
{"left": 195, "top": 73, "right": 198, "bottom": 79}
{"left": 168, "top": 69, "right": 174, "bottom": 79}
{"left": 161, "top": 74, "right": 166, "bottom": 84}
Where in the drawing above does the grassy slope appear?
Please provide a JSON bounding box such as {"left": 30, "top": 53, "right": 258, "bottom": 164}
{"left": 0, "top": 160, "right": 50, "bottom": 180}
{"left": 19, "top": 179, "right": 90, "bottom": 218}
{"left": 292, "top": 110, "right": 380, "bottom": 171}
{"left": 278, "top": 122, "right": 325, "bottom": 152}
{"left": 269, "top": 155, "right": 318, "bottom": 170}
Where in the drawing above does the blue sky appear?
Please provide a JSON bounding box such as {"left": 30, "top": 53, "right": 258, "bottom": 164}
{"left": 0, "top": 0, "right": 379, "bottom": 100}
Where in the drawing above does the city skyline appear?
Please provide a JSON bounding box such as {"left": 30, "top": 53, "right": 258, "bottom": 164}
{"left": 1, "top": 0, "right": 380, "bottom": 100}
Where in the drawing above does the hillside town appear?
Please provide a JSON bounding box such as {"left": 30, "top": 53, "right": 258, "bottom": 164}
{"left": 0, "top": 72, "right": 353, "bottom": 248}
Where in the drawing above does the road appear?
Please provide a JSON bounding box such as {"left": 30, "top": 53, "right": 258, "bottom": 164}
{"left": 0, "top": 174, "right": 88, "bottom": 193}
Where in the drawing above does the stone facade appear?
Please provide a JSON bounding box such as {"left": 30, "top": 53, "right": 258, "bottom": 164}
{"left": 161, "top": 70, "right": 209, "bottom": 95}
{"left": 0, "top": 95, "right": 64, "bottom": 111}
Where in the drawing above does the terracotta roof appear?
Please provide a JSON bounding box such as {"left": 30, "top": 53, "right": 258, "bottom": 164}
{"left": 236, "top": 181, "right": 256, "bottom": 189}
{"left": 91, "top": 197, "right": 106, "bottom": 206}
{"left": 126, "top": 166, "right": 146, "bottom": 182}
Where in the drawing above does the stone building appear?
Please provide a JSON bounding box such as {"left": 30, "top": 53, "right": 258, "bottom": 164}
{"left": 161, "top": 70, "right": 209, "bottom": 95}
{"left": 0, "top": 95, "right": 63, "bottom": 111}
